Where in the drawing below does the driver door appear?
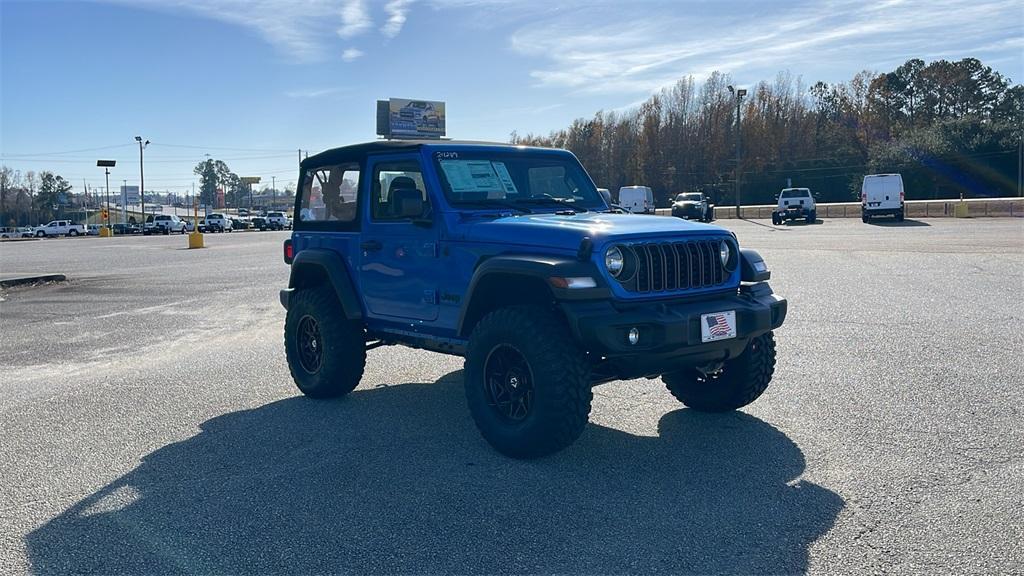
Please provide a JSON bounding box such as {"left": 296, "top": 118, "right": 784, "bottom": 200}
{"left": 358, "top": 154, "right": 440, "bottom": 322}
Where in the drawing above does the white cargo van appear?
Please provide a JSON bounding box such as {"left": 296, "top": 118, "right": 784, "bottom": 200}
{"left": 618, "top": 186, "right": 654, "bottom": 214}
{"left": 861, "top": 174, "right": 905, "bottom": 222}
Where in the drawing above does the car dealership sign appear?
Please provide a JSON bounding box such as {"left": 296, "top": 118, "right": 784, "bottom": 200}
{"left": 377, "top": 98, "right": 446, "bottom": 139}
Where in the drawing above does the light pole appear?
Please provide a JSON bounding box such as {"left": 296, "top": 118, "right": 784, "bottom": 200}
{"left": 272, "top": 176, "right": 276, "bottom": 210}
{"left": 728, "top": 85, "right": 747, "bottom": 218}
{"left": 135, "top": 136, "right": 149, "bottom": 221}
{"left": 97, "top": 160, "right": 116, "bottom": 235}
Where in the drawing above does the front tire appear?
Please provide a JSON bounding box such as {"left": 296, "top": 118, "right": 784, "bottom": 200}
{"left": 663, "top": 331, "right": 777, "bottom": 412}
{"left": 36, "top": 230, "right": 45, "bottom": 238}
{"left": 464, "top": 306, "right": 592, "bottom": 458}
{"left": 285, "top": 286, "right": 366, "bottom": 399}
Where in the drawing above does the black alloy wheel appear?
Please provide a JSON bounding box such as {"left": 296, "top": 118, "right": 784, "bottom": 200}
{"left": 296, "top": 315, "right": 323, "bottom": 374}
{"left": 483, "top": 344, "right": 534, "bottom": 422}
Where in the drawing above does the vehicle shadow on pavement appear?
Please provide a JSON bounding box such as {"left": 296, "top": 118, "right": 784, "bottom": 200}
{"left": 865, "top": 218, "right": 930, "bottom": 227}
{"left": 26, "top": 372, "right": 843, "bottom": 575}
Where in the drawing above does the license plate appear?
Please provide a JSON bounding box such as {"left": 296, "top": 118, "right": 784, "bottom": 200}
{"left": 701, "top": 311, "right": 737, "bottom": 343}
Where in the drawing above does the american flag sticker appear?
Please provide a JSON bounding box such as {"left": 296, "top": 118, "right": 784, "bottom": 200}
{"left": 701, "top": 311, "right": 737, "bottom": 342}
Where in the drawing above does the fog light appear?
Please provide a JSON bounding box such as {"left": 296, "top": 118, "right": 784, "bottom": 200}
{"left": 628, "top": 327, "right": 640, "bottom": 345}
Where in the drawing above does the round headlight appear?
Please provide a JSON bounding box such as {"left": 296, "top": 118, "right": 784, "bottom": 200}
{"left": 605, "top": 245, "right": 625, "bottom": 277}
{"left": 719, "top": 240, "right": 731, "bottom": 267}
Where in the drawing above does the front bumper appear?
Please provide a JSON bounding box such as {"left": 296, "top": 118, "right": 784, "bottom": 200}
{"left": 672, "top": 205, "right": 703, "bottom": 218}
{"left": 561, "top": 282, "right": 786, "bottom": 379}
{"left": 777, "top": 207, "right": 809, "bottom": 218}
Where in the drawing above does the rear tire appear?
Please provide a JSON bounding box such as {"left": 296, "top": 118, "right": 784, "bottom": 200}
{"left": 285, "top": 286, "right": 366, "bottom": 399}
{"left": 663, "top": 331, "right": 776, "bottom": 412}
{"left": 895, "top": 210, "right": 905, "bottom": 222}
{"left": 806, "top": 210, "right": 816, "bottom": 224}
{"left": 69, "top": 230, "right": 79, "bottom": 237}
{"left": 464, "top": 306, "right": 592, "bottom": 458}
{"left": 862, "top": 212, "right": 870, "bottom": 223}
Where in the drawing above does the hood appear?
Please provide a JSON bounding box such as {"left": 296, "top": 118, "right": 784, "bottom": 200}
{"left": 456, "top": 212, "right": 726, "bottom": 250}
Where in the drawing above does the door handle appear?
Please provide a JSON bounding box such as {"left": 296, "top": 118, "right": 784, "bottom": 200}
{"left": 361, "top": 240, "right": 383, "bottom": 252}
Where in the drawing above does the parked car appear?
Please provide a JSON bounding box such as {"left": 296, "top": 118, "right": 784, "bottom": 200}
{"left": 618, "top": 186, "right": 655, "bottom": 214}
{"left": 250, "top": 216, "right": 269, "bottom": 231}
{"left": 112, "top": 223, "right": 140, "bottom": 235}
{"left": 772, "top": 188, "right": 817, "bottom": 224}
{"left": 671, "top": 192, "right": 715, "bottom": 222}
{"left": 202, "top": 213, "right": 232, "bottom": 232}
{"left": 266, "top": 212, "right": 292, "bottom": 230}
{"left": 861, "top": 174, "right": 905, "bottom": 222}
{"left": 280, "top": 140, "right": 786, "bottom": 458}
{"left": 87, "top": 224, "right": 102, "bottom": 236}
{"left": 230, "top": 217, "right": 250, "bottom": 231}
{"left": 0, "top": 226, "right": 35, "bottom": 238}
{"left": 34, "top": 220, "right": 86, "bottom": 237}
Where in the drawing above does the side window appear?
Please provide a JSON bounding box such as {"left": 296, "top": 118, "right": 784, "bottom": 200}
{"left": 371, "top": 160, "right": 428, "bottom": 221}
{"left": 300, "top": 163, "right": 360, "bottom": 224}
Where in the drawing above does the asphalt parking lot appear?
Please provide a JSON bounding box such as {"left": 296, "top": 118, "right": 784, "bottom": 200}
{"left": 1, "top": 217, "right": 1022, "bottom": 574}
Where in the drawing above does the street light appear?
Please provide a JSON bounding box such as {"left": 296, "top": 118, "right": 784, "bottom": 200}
{"left": 727, "top": 85, "right": 747, "bottom": 218}
{"left": 135, "top": 136, "right": 149, "bottom": 221}
{"left": 97, "top": 160, "right": 116, "bottom": 235}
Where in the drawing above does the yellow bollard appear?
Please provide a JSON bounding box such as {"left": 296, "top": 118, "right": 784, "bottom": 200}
{"left": 954, "top": 202, "right": 969, "bottom": 218}
{"left": 99, "top": 227, "right": 111, "bottom": 237}
{"left": 188, "top": 231, "right": 205, "bottom": 249}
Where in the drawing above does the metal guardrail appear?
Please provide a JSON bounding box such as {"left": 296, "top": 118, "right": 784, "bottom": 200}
{"left": 655, "top": 197, "right": 1024, "bottom": 219}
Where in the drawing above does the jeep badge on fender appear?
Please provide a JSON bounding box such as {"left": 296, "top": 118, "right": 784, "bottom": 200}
{"left": 280, "top": 139, "right": 787, "bottom": 458}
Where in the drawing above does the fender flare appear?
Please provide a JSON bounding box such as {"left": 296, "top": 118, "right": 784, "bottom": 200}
{"left": 287, "top": 249, "right": 363, "bottom": 319}
{"left": 456, "top": 255, "right": 609, "bottom": 337}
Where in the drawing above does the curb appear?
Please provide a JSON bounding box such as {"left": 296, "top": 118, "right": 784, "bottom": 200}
{"left": 0, "top": 274, "right": 67, "bottom": 288}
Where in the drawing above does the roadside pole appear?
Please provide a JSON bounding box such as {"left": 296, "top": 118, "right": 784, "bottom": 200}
{"left": 188, "top": 180, "right": 203, "bottom": 249}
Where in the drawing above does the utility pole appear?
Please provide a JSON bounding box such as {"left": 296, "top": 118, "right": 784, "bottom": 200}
{"left": 728, "top": 85, "right": 747, "bottom": 218}
{"left": 272, "top": 176, "right": 276, "bottom": 209}
{"left": 135, "top": 136, "right": 149, "bottom": 221}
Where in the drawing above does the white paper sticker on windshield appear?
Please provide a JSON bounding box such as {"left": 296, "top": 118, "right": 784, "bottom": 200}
{"left": 491, "top": 162, "right": 518, "bottom": 195}
{"left": 440, "top": 160, "right": 518, "bottom": 198}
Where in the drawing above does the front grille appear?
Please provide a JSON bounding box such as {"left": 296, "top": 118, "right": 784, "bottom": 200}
{"left": 627, "top": 239, "right": 727, "bottom": 293}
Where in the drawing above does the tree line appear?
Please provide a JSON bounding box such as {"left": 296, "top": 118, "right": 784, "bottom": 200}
{"left": 0, "top": 168, "right": 74, "bottom": 226}
{"left": 511, "top": 58, "right": 1022, "bottom": 206}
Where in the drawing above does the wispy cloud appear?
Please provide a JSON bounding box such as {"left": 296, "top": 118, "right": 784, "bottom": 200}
{"left": 105, "top": 0, "right": 420, "bottom": 61}
{"left": 507, "top": 0, "right": 1024, "bottom": 95}
{"left": 342, "top": 48, "right": 365, "bottom": 62}
{"left": 338, "top": 0, "right": 372, "bottom": 38}
{"left": 286, "top": 87, "right": 350, "bottom": 99}
{"left": 382, "top": 0, "right": 414, "bottom": 38}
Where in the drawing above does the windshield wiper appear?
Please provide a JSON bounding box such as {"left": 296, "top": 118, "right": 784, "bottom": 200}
{"left": 514, "top": 197, "right": 589, "bottom": 212}
{"left": 454, "top": 200, "right": 532, "bottom": 214}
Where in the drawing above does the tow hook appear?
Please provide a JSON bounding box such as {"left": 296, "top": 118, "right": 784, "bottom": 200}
{"left": 696, "top": 362, "right": 724, "bottom": 377}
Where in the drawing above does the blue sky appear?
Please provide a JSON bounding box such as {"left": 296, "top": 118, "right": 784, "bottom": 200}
{"left": 2, "top": 0, "right": 1021, "bottom": 195}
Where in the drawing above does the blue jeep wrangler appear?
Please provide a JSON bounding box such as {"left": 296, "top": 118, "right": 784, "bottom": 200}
{"left": 280, "top": 140, "right": 787, "bottom": 458}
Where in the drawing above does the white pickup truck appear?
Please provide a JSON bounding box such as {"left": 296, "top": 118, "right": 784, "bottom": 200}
{"left": 34, "top": 220, "right": 87, "bottom": 237}
{"left": 266, "top": 212, "right": 292, "bottom": 230}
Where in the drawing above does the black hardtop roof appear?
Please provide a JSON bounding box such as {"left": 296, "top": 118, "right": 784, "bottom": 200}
{"left": 300, "top": 139, "right": 558, "bottom": 169}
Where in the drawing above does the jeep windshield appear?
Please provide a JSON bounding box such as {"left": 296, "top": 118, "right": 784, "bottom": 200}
{"left": 433, "top": 153, "right": 606, "bottom": 212}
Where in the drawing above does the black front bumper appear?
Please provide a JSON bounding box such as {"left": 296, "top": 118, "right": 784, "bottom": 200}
{"left": 777, "top": 207, "right": 808, "bottom": 219}
{"left": 672, "top": 205, "right": 703, "bottom": 218}
{"left": 561, "top": 282, "right": 786, "bottom": 379}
